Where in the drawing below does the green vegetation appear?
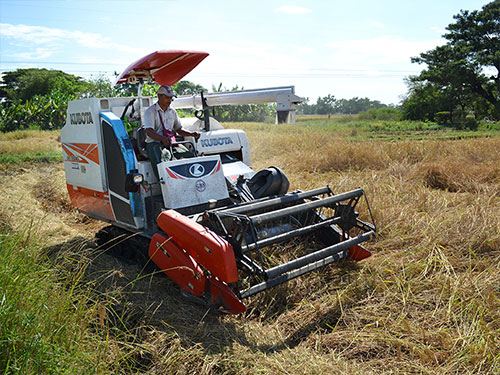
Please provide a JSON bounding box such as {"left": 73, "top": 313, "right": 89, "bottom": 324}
{"left": 209, "top": 83, "right": 274, "bottom": 122}
{"left": 0, "top": 74, "right": 274, "bottom": 132}
{"left": 297, "top": 95, "right": 391, "bottom": 115}
{"left": 0, "top": 69, "right": 88, "bottom": 132}
{"left": 0, "top": 91, "right": 77, "bottom": 132}
{"left": 293, "top": 114, "right": 500, "bottom": 140}
{"left": 402, "top": 1, "right": 500, "bottom": 122}
{"left": 0, "top": 226, "right": 100, "bottom": 373}
{"left": 357, "top": 107, "right": 402, "bottom": 121}
{"left": 0, "top": 69, "right": 87, "bottom": 103}
{"left": 0, "top": 151, "right": 62, "bottom": 165}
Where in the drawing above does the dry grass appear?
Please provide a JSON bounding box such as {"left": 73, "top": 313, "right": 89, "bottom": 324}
{"left": 1, "top": 127, "right": 499, "bottom": 374}
{"left": 0, "top": 130, "right": 60, "bottom": 154}
{"left": 0, "top": 164, "right": 104, "bottom": 243}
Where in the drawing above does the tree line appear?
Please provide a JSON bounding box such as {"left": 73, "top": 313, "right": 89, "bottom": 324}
{"left": 0, "top": 69, "right": 106, "bottom": 132}
{"left": 0, "top": 0, "right": 498, "bottom": 132}
{"left": 401, "top": 1, "right": 500, "bottom": 123}
{"left": 296, "top": 95, "right": 394, "bottom": 115}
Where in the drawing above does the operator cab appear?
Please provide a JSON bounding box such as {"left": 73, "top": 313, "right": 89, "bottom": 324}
{"left": 109, "top": 95, "right": 252, "bottom": 225}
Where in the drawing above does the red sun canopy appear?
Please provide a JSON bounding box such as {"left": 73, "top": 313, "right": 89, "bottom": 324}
{"left": 112, "top": 50, "right": 209, "bottom": 87}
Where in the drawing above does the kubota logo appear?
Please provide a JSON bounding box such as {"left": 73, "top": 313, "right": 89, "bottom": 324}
{"left": 200, "top": 137, "right": 233, "bottom": 147}
{"left": 189, "top": 163, "right": 205, "bottom": 177}
{"left": 70, "top": 112, "right": 93, "bottom": 125}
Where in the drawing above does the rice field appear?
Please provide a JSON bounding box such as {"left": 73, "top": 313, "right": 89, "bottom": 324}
{"left": 1, "top": 121, "right": 499, "bottom": 374}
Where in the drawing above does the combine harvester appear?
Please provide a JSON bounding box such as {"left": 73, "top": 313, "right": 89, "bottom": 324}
{"left": 61, "top": 50, "right": 376, "bottom": 314}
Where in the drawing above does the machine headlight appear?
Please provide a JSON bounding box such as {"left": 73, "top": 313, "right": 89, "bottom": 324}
{"left": 125, "top": 171, "right": 144, "bottom": 193}
{"left": 133, "top": 173, "right": 144, "bottom": 184}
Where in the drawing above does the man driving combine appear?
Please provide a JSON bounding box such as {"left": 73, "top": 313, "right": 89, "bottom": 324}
{"left": 143, "top": 85, "right": 200, "bottom": 179}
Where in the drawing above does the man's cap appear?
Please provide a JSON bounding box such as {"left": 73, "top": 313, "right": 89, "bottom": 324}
{"left": 157, "top": 85, "right": 177, "bottom": 97}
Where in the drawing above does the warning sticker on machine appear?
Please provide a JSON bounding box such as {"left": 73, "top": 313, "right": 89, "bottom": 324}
{"left": 195, "top": 180, "right": 206, "bottom": 192}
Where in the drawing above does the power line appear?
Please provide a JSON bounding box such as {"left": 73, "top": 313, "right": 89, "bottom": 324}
{"left": 0, "top": 63, "right": 419, "bottom": 78}
{"left": 0, "top": 60, "right": 420, "bottom": 74}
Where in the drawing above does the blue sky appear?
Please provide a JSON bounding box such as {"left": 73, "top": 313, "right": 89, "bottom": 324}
{"left": 0, "top": 0, "right": 491, "bottom": 104}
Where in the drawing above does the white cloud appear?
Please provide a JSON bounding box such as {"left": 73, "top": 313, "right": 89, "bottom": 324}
{"left": 296, "top": 45, "right": 316, "bottom": 54}
{"left": 156, "top": 39, "right": 293, "bottom": 70}
{"left": 324, "top": 36, "right": 443, "bottom": 69}
{"left": 0, "top": 23, "right": 147, "bottom": 57}
{"left": 275, "top": 5, "right": 312, "bottom": 14}
{"left": 14, "top": 48, "right": 53, "bottom": 60}
{"left": 1, "top": 23, "right": 67, "bottom": 44}
{"left": 371, "top": 21, "right": 385, "bottom": 29}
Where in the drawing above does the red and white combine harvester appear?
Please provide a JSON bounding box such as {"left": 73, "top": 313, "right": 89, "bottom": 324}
{"left": 60, "top": 51, "right": 376, "bottom": 314}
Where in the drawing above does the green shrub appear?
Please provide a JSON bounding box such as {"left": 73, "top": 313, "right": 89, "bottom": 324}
{"left": 358, "top": 107, "right": 401, "bottom": 121}
{"left": 0, "top": 91, "right": 76, "bottom": 132}
{"left": 478, "top": 120, "right": 500, "bottom": 131}
{"left": 435, "top": 111, "right": 452, "bottom": 124}
{"left": 464, "top": 114, "right": 479, "bottom": 130}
